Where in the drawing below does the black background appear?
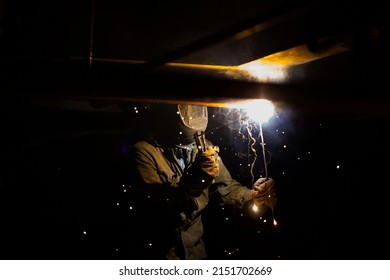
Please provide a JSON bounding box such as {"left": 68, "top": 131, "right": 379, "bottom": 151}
{"left": 1, "top": 0, "right": 390, "bottom": 260}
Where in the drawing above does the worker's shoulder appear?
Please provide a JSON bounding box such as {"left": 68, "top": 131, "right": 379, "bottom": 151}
{"left": 133, "top": 140, "right": 162, "bottom": 153}
{"left": 134, "top": 140, "right": 153, "bottom": 150}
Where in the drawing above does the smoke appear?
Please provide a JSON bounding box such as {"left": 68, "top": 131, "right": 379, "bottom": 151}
{"left": 207, "top": 106, "right": 248, "bottom": 132}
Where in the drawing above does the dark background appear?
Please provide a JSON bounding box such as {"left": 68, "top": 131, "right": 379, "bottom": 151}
{"left": 0, "top": 0, "right": 389, "bottom": 260}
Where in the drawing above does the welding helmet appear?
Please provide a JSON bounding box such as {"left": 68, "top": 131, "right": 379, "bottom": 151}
{"left": 151, "top": 103, "right": 208, "bottom": 146}
{"left": 177, "top": 104, "right": 208, "bottom": 133}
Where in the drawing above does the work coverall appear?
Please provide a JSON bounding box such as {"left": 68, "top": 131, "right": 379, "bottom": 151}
{"left": 132, "top": 139, "right": 253, "bottom": 259}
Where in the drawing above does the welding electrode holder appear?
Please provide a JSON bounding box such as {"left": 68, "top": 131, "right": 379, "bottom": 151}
{"left": 194, "top": 131, "right": 207, "bottom": 153}
{"left": 194, "top": 131, "right": 220, "bottom": 157}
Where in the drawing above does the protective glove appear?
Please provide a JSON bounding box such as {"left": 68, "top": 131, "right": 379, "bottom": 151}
{"left": 180, "top": 146, "right": 220, "bottom": 197}
{"left": 251, "top": 177, "right": 277, "bottom": 209}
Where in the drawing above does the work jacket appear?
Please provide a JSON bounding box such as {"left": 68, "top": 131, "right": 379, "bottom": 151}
{"left": 132, "top": 139, "right": 252, "bottom": 259}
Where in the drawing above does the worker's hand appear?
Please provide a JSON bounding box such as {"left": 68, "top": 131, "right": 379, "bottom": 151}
{"left": 180, "top": 146, "right": 220, "bottom": 197}
{"left": 251, "top": 177, "right": 277, "bottom": 208}
{"left": 196, "top": 145, "right": 220, "bottom": 177}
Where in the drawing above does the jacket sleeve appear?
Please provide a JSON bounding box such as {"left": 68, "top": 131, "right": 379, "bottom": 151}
{"left": 209, "top": 157, "right": 272, "bottom": 217}
{"left": 209, "top": 155, "right": 252, "bottom": 209}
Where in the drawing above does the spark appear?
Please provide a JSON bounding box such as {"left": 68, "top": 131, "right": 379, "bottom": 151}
{"left": 252, "top": 204, "right": 259, "bottom": 212}
{"left": 246, "top": 123, "right": 258, "bottom": 185}
{"left": 226, "top": 99, "right": 274, "bottom": 124}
